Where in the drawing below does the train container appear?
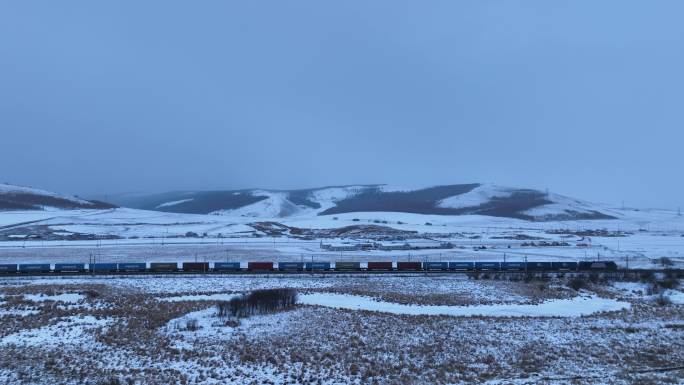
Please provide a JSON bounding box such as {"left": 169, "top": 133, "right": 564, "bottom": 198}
{"left": 526, "top": 262, "right": 552, "bottom": 271}
{"left": 117, "top": 263, "right": 147, "bottom": 272}
{"left": 551, "top": 262, "right": 578, "bottom": 271}
{"left": 305, "top": 262, "right": 331, "bottom": 271}
{"left": 214, "top": 262, "right": 241, "bottom": 271}
{"left": 0, "top": 264, "right": 18, "bottom": 273}
{"left": 449, "top": 262, "right": 474, "bottom": 271}
{"left": 19, "top": 264, "right": 51, "bottom": 273}
{"left": 423, "top": 261, "right": 448, "bottom": 271}
{"left": 475, "top": 262, "right": 501, "bottom": 271}
{"left": 278, "top": 262, "right": 304, "bottom": 271}
{"left": 247, "top": 262, "right": 274, "bottom": 271}
{"left": 501, "top": 262, "right": 526, "bottom": 271}
{"left": 578, "top": 261, "right": 617, "bottom": 271}
{"left": 182, "top": 262, "right": 209, "bottom": 272}
{"left": 367, "top": 261, "right": 393, "bottom": 271}
{"left": 150, "top": 262, "right": 178, "bottom": 272}
{"left": 89, "top": 263, "right": 118, "bottom": 272}
{"left": 54, "top": 263, "right": 86, "bottom": 273}
{"left": 335, "top": 261, "right": 361, "bottom": 270}
{"left": 396, "top": 261, "right": 422, "bottom": 271}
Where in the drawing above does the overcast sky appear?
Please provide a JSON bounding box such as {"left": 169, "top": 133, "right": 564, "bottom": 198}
{"left": 1, "top": 1, "right": 683, "bottom": 208}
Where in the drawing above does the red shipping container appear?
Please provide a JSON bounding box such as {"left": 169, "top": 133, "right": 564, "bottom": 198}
{"left": 248, "top": 262, "right": 274, "bottom": 271}
{"left": 396, "top": 262, "right": 422, "bottom": 271}
{"left": 182, "top": 262, "right": 209, "bottom": 272}
{"left": 367, "top": 261, "right": 393, "bottom": 271}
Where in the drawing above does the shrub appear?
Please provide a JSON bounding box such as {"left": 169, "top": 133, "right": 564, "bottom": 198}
{"left": 657, "top": 278, "right": 679, "bottom": 290}
{"left": 654, "top": 294, "right": 672, "bottom": 307}
{"left": 185, "top": 319, "right": 199, "bottom": 331}
{"left": 640, "top": 271, "right": 656, "bottom": 283}
{"left": 568, "top": 276, "right": 587, "bottom": 291}
{"left": 217, "top": 288, "right": 297, "bottom": 319}
{"left": 657, "top": 257, "right": 674, "bottom": 267}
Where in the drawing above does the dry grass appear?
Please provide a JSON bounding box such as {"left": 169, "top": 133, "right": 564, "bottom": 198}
{"left": 0, "top": 281, "right": 682, "bottom": 384}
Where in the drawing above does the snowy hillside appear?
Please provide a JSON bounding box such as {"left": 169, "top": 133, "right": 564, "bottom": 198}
{"left": 0, "top": 184, "right": 116, "bottom": 211}
{"left": 106, "top": 183, "right": 615, "bottom": 221}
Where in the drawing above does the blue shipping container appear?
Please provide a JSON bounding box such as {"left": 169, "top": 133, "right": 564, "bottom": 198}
{"left": 475, "top": 262, "right": 501, "bottom": 270}
{"left": 278, "top": 262, "right": 304, "bottom": 271}
{"left": 19, "top": 264, "right": 51, "bottom": 272}
{"left": 526, "top": 262, "right": 552, "bottom": 271}
{"left": 424, "top": 262, "right": 449, "bottom": 270}
{"left": 448, "top": 262, "right": 474, "bottom": 270}
{"left": 305, "top": 262, "right": 331, "bottom": 271}
{"left": 0, "top": 264, "right": 18, "bottom": 273}
{"left": 117, "top": 263, "right": 147, "bottom": 271}
{"left": 90, "top": 263, "right": 118, "bottom": 272}
{"left": 501, "top": 262, "right": 526, "bottom": 270}
{"left": 54, "top": 263, "right": 86, "bottom": 272}
{"left": 214, "top": 262, "right": 241, "bottom": 271}
{"left": 551, "top": 262, "right": 578, "bottom": 270}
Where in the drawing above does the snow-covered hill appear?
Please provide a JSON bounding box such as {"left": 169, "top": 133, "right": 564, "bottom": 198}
{"left": 0, "top": 183, "right": 116, "bottom": 211}
{"left": 106, "top": 184, "right": 615, "bottom": 221}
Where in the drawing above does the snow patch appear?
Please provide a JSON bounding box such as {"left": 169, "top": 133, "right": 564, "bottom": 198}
{"left": 156, "top": 198, "right": 194, "bottom": 209}
{"left": 0, "top": 315, "right": 111, "bottom": 347}
{"left": 24, "top": 293, "right": 85, "bottom": 303}
{"left": 298, "top": 293, "right": 630, "bottom": 317}
{"left": 437, "top": 184, "right": 514, "bottom": 209}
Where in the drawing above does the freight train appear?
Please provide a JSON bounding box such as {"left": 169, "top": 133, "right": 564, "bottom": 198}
{"left": 0, "top": 260, "right": 618, "bottom": 274}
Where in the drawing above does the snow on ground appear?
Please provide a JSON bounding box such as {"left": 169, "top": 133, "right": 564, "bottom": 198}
{"left": 0, "top": 272, "right": 681, "bottom": 384}
{"left": 6, "top": 275, "right": 338, "bottom": 294}
{"left": 1, "top": 205, "right": 684, "bottom": 271}
{"left": 23, "top": 293, "right": 85, "bottom": 303}
{"left": 0, "top": 315, "right": 110, "bottom": 347}
{"left": 298, "top": 292, "right": 630, "bottom": 317}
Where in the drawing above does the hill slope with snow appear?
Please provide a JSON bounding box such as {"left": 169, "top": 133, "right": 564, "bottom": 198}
{"left": 0, "top": 184, "right": 116, "bottom": 211}
{"left": 105, "top": 184, "right": 615, "bottom": 221}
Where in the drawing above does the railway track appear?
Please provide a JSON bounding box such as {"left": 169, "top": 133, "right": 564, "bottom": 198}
{"left": 1, "top": 268, "right": 680, "bottom": 278}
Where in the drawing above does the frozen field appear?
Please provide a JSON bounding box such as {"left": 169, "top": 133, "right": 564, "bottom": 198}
{"left": 0, "top": 272, "right": 682, "bottom": 384}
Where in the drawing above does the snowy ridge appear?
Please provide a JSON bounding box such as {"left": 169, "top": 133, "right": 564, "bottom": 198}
{"left": 216, "top": 191, "right": 304, "bottom": 218}
{"left": 107, "top": 183, "right": 616, "bottom": 221}
{"left": 0, "top": 183, "right": 91, "bottom": 204}
{"left": 215, "top": 186, "right": 365, "bottom": 218}
{"left": 0, "top": 183, "right": 115, "bottom": 211}
{"left": 523, "top": 192, "right": 615, "bottom": 221}
{"left": 437, "top": 184, "right": 514, "bottom": 209}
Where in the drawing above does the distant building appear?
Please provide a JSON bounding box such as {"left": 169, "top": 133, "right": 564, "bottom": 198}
{"left": 407, "top": 241, "right": 453, "bottom": 250}
{"left": 375, "top": 242, "right": 411, "bottom": 251}
{"left": 321, "top": 242, "right": 361, "bottom": 251}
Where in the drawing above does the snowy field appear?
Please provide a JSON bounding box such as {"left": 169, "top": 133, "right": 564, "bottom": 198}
{"left": 1, "top": 206, "right": 684, "bottom": 271}
{"left": 0, "top": 272, "right": 682, "bottom": 384}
